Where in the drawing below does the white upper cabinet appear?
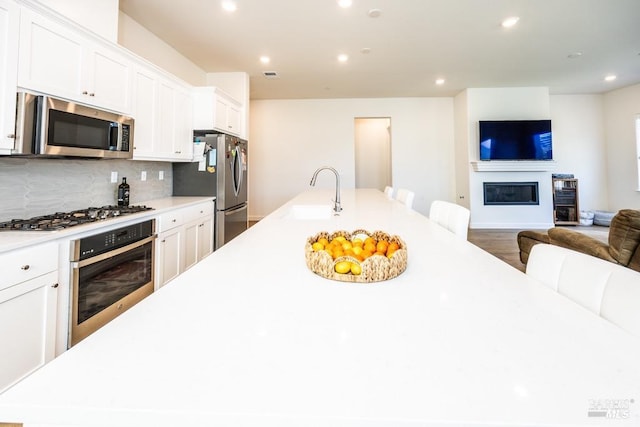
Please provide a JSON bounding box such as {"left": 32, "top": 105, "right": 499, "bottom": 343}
{"left": 17, "top": 7, "right": 131, "bottom": 114}
{"left": 193, "top": 86, "right": 244, "bottom": 138}
{"left": 132, "top": 66, "right": 193, "bottom": 162}
{"left": 0, "top": 0, "right": 19, "bottom": 154}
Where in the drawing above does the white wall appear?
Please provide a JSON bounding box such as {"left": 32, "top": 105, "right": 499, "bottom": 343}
{"left": 37, "top": 0, "right": 119, "bottom": 41}
{"left": 453, "top": 90, "right": 470, "bottom": 209}
{"left": 603, "top": 83, "right": 640, "bottom": 211}
{"left": 248, "top": 97, "right": 454, "bottom": 219}
{"left": 550, "top": 95, "right": 609, "bottom": 212}
{"left": 117, "top": 12, "right": 206, "bottom": 86}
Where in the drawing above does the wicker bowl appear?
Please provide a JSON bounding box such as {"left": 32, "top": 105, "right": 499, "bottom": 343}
{"left": 305, "top": 229, "right": 408, "bottom": 283}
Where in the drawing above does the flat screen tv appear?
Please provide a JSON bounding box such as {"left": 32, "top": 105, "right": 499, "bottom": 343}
{"left": 479, "top": 120, "right": 552, "bottom": 160}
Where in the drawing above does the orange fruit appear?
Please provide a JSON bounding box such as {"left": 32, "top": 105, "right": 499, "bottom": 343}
{"left": 363, "top": 242, "right": 376, "bottom": 253}
{"left": 318, "top": 237, "right": 329, "bottom": 247}
{"left": 341, "top": 241, "right": 353, "bottom": 251}
{"left": 386, "top": 248, "right": 397, "bottom": 258}
{"left": 312, "top": 242, "right": 324, "bottom": 251}
{"left": 376, "top": 240, "right": 389, "bottom": 254}
{"left": 352, "top": 238, "right": 364, "bottom": 247}
{"left": 387, "top": 242, "right": 399, "bottom": 252}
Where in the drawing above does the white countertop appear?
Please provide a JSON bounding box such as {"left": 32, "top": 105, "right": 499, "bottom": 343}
{"left": 1, "top": 189, "right": 639, "bottom": 426}
{"left": 0, "top": 196, "right": 214, "bottom": 253}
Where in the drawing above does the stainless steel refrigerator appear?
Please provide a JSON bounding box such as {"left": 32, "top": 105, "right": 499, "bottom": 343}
{"left": 173, "top": 132, "right": 248, "bottom": 250}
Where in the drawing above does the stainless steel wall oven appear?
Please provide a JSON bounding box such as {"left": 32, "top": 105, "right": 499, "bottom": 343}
{"left": 70, "top": 220, "right": 155, "bottom": 346}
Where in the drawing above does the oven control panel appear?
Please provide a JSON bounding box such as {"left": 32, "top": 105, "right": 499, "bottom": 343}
{"left": 73, "top": 220, "right": 154, "bottom": 261}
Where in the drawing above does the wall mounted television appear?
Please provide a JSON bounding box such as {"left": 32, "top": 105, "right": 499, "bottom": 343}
{"left": 479, "top": 120, "right": 553, "bottom": 160}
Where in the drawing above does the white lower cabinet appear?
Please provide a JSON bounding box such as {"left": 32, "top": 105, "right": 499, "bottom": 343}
{"left": 156, "top": 201, "right": 214, "bottom": 288}
{"left": 157, "top": 223, "right": 183, "bottom": 288}
{"left": 184, "top": 212, "right": 214, "bottom": 271}
{"left": 0, "top": 242, "right": 58, "bottom": 392}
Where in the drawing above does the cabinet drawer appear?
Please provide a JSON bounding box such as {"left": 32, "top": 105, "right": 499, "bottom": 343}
{"left": 156, "top": 210, "right": 184, "bottom": 233}
{"left": 0, "top": 242, "right": 58, "bottom": 291}
{"left": 183, "top": 202, "right": 214, "bottom": 223}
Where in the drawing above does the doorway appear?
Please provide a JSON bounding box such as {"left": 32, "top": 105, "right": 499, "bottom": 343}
{"left": 354, "top": 117, "right": 392, "bottom": 190}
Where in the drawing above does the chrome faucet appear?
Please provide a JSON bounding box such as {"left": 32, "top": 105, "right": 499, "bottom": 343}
{"left": 310, "top": 166, "right": 342, "bottom": 214}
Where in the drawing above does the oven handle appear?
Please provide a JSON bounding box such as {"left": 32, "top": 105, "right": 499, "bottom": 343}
{"left": 71, "top": 235, "right": 156, "bottom": 268}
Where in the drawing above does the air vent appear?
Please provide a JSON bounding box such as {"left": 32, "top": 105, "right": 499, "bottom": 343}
{"left": 263, "top": 71, "right": 279, "bottom": 79}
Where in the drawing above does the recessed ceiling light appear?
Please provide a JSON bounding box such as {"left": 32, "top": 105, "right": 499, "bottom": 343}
{"left": 338, "top": 54, "right": 349, "bottom": 63}
{"left": 260, "top": 56, "right": 270, "bottom": 64}
{"left": 435, "top": 78, "right": 445, "bottom": 85}
{"left": 368, "top": 8, "right": 382, "bottom": 18}
{"left": 604, "top": 74, "right": 617, "bottom": 82}
{"left": 221, "top": 1, "right": 237, "bottom": 12}
{"left": 337, "top": 0, "right": 352, "bottom": 8}
{"left": 567, "top": 52, "right": 583, "bottom": 59}
{"left": 501, "top": 16, "right": 519, "bottom": 28}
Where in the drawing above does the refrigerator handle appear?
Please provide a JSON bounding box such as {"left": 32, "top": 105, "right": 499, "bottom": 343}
{"left": 223, "top": 204, "right": 248, "bottom": 216}
{"left": 232, "top": 145, "right": 242, "bottom": 197}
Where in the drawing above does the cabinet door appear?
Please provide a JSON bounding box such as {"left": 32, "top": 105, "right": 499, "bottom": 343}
{"left": 18, "top": 8, "right": 84, "bottom": 101}
{"left": 173, "top": 87, "right": 193, "bottom": 160}
{"left": 214, "top": 97, "right": 228, "bottom": 132}
{"left": 156, "top": 227, "right": 183, "bottom": 288}
{"left": 0, "top": 271, "right": 57, "bottom": 392}
{"left": 183, "top": 220, "right": 199, "bottom": 271}
{"left": 184, "top": 216, "right": 213, "bottom": 271}
{"left": 131, "top": 67, "right": 157, "bottom": 158}
{"left": 85, "top": 44, "right": 132, "bottom": 113}
{"left": 197, "top": 216, "right": 214, "bottom": 261}
{"left": 156, "top": 80, "right": 177, "bottom": 159}
{"left": 226, "top": 104, "right": 241, "bottom": 136}
{"left": 0, "top": 0, "right": 19, "bottom": 153}
{"left": 18, "top": 8, "right": 131, "bottom": 113}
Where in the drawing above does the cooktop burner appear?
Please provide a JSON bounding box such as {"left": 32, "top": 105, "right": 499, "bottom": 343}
{"left": 0, "top": 205, "right": 154, "bottom": 231}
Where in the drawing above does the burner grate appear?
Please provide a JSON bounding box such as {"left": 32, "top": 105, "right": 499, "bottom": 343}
{"left": 0, "top": 205, "right": 154, "bottom": 231}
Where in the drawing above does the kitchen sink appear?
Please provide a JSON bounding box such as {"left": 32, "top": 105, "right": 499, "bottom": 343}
{"left": 281, "top": 204, "right": 334, "bottom": 220}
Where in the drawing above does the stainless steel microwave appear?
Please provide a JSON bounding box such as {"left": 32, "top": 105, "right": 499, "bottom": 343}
{"left": 11, "top": 92, "right": 134, "bottom": 159}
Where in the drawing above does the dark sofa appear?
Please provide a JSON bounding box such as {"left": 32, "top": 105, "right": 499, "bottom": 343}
{"left": 517, "top": 209, "right": 640, "bottom": 272}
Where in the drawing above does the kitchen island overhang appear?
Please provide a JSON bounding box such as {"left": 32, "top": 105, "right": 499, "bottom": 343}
{"left": 1, "top": 189, "right": 639, "bottom": 427}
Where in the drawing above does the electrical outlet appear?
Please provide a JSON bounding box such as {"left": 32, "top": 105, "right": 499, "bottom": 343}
{"left": 110, "top": 171, "right": 118, "bottom": 183}
{"left": 159, "top": 171, "right": 164, "bottom": 181}
{"left": 141, "top": 171, "right": 147, "bottom": 181}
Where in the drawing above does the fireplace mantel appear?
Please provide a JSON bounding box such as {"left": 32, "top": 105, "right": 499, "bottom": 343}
{"left": 471, "top": 160, "right": 557, "bottom": 172}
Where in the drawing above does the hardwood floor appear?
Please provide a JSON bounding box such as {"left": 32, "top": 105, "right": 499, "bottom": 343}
{"left": 468, "top": 225, "right": 610, "bottom": 272}
{"left": 468, "top": 228, "right": 527, "bottom": 272}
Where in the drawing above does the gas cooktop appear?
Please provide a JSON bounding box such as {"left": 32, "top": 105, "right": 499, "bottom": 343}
{"left": 0, "top": 205, "right": 154, "bottom": 231}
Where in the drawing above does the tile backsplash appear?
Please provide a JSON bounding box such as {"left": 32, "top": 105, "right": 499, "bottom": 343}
{"left": 0, "top": 158, "right": 173, "bottom": 222}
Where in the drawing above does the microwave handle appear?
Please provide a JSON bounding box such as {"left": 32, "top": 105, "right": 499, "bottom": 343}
{"left": 14, "top": 92, "right": 46, "bottom": 155}
{"left": 109, "top": 124, "right": 119, "bottom": 151}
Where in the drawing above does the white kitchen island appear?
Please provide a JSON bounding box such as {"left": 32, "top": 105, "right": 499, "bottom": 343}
{"left": 0, "top": 189, "right": 639, "bottom": 426}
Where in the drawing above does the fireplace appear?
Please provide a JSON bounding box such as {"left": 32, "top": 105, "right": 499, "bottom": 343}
{"left": 483, "top": 182, "right": 539, "bottom": 205}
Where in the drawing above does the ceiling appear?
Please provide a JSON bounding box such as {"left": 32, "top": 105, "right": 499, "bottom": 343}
{"left": 119, "top": 0, "right": 640, "bottom": 100}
